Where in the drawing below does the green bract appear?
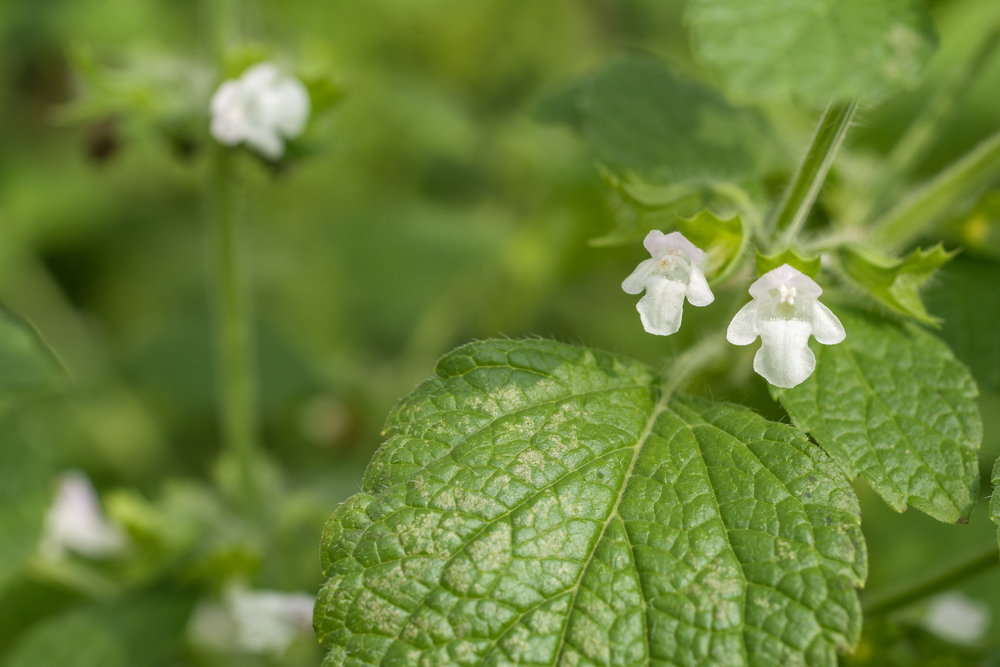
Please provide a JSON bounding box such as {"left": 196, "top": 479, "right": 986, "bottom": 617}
{"left": 535, "top": 55, "right": 768, "bottom": 182}
{"left": 688, "top": 0, "right": 936, "bottom": 104}
{"left": 677, "top": 209, "right": 747, "bottom": 280}
{"left": 837, "top": 243, "right": 956, "bottom": 326}
{"left": 755, "top": 248, "right": 821, "bottom": 278}
{"left": 772, "top": 309, "right": 981, "bottom": 524}
{"left": 316, "top": 339, "right": 867, "bottom": 667}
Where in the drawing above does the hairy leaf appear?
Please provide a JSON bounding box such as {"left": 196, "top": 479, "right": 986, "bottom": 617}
{"left": 993, "top": 458, "right": 999, "bottom": 553}
{"left": 755, "top": 248, "right": 821, "bottom": 278}
{"left": 535, "top": 55, "right": 768, "bottom": 181}
{"left": 316, "top": 339, "right": 867, "bottom": 667}
{"left": 924, "top": 255, "right": 1000, "bottom": 391}
{"left": 688, "top": 0, "right": 936, "bottom": 104}
{"left": 772, "top": 309, "right": 981, "bottom": 524}
{"left": 838, "top": 244, "right": 957, "bottom": 326}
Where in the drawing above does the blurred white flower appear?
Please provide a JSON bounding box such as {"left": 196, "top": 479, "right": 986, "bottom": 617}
{"left": 622, "top": 230, "right": 714, "bottom": 336}
{"left": 210, "top": 62, "right": 310, "bottom": 160}
{"left": 924, "top": 591, "right": 990, "bottom": 645}
{"left": 188, "top": 586, "right": 315, "bottom": 656}
{"left": 727, "top": 263, "right": 845, "bottom": 388}
{"left": 39, "top": 471, "right": 126, "bottom": 561}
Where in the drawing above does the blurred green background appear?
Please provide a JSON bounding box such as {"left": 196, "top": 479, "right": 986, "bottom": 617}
{"left": 0, "top": 0, "right": 999, "bottom": 665}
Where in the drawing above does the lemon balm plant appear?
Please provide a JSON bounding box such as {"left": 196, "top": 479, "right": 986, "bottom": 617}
{"left": 313, "top": 3, "right": 1000, "bottom": 667}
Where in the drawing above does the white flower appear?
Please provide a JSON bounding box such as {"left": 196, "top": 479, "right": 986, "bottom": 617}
{"left": 210, "top": 62, "right": 310, "bottom": 160}
{"left": 924, "top": 591, "right": 990, "bottom": 645}
{"left": 188, "top": 587, "right": 315, "bottom": 656}
{"left": 622, "top": 231, "right": 715, "bottom": 336}
{"left": 39, "top": 471, "right": 126, "bottom": 561}
{"left": 727, "top": 264, "right": 845, "bottom": 388}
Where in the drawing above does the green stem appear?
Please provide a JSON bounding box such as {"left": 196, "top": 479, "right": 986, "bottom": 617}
{"left": 862, "top": 543, "right": 1000, "bottom": 617}
{"left": 871, "top": 128, "right": 1000, "bottom": 249}
{"left": 768, "top": 100, "right": 858, "bottom": 249}
{"left": 208, "top": 145, "right": 259, "bottom": 513}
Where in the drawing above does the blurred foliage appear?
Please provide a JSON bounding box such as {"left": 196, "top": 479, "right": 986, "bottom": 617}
{"left": 0, "top": 0, "right": 997, "bottom": 665}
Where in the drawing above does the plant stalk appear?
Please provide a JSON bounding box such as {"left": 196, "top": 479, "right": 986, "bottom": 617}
{"left": 659, "top": 332, "right": 728, "bottom": 397}
{"left": 862, "top": 543, "right": 1000, "bottom": 617}
{"left": 871, "top": 128, "right": 1000, "bottom": 249}
{"left": 207, "top": 147, "right": 260, "bottom": 513}
{"left": 768, "top": 100, "right": 858, "bottom": 249}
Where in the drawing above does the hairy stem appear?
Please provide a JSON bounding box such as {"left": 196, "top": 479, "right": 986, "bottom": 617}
{"left": 768, "top": 100, "right": 858, "bottom": 249}
{"left": 862, "top": 543, "right": 1000, "bottom": 617}
{"left": 871, "top": 129, "right": 1000, "bottom": 249}
{"left": 659, "top": 332, "right": 728, "bottom": 397}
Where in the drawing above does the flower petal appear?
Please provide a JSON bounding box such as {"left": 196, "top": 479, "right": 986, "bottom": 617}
{"left": 244, "top": 126, "right": 285, "bottom": 160}
{"left": 636, "top": 277, "right": 687, "bottom": 336}
{"left": 726, "top": 301, "right": 759, "bottom": 345}
{"left": 811, "top": 301, "right": 846, "bottom": 345}
{"left": 754, "top": 318, "right": 816, "bottom": 388}
{"left": 265, "top": 79, "right": 311, "bottom": 137}
{"left": 685, "top": 266, "right": 715, "bottom": 307}
{"left": 643, "top": 230, "right": 707, "bottom": 265}
{"left": 749, "top": 263, "right": 822, "bottom": 298}
{"left": 622, "top": 258, "right": 657, "bottom": 295}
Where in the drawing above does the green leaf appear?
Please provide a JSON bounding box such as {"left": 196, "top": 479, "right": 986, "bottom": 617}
{"left": 0, "top": 308, "right": 64, "bottom": 406}
{"left": 535, "top": 55, "right": 768, "bottom": 181}
{"left": 677, "top": 209, "right": 747, "bottom": 280}
{"left": 924, "top": 255, "right": 1000, "bottom": 391}
{"left": 0, "top": 416, "right": 51, "bottom": 593}
{"left": 755, "top": 248, "right": 821, "bottom": 278}
{"left": 688, "top": 0, "right": 936, "bottom": 104}
{"left": 771, "top": 309, "right": 982, "bottom": 524}
{"left": 838, "top": 244, "right": 957, "bottom": 325}
{"left": 316, "top": 339, "right": 867, "bottom": 667}
{"left": 992, "top": 458, "right": 999, "bottom": 552}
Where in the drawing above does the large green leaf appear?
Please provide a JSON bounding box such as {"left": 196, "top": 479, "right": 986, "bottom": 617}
{"left": 535, "top": 55, "right": 768, "bottom": 181}
{"left": 0, "top": 417, "right": 51, "bottom": 593}
{"left": 688, "top": 0, "right": 936, "bottom": 104}
{"left": 0, "top": 308, "right": 64, "bottom": 406}
{"left": 993, "top": 458, "right": 999, "bottom": 553}
{"left": 924, "top": 255, "right": 1000, "bottom": 391}
{"left": 772, "top": 310, "right": 981, "bottom": 524}
{"left": 315, "top": 339, "right": 866, "bottom": 667}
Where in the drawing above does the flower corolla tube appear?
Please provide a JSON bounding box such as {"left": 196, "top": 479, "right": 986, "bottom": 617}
{"left": 727, "top": 263, "right": 846, "bottom": 388}
{"left": 210, "top": 62, "right": 310, "bottom": 160}
{"left": 622, "top": 230, "right": 714, "bottom": 336}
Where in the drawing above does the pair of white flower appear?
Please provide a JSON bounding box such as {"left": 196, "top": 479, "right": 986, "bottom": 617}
{"left": 623, "top": 230, "right": 846, "bottom": 388}
{"left": 210, "top": 62, "right": 310, "bottom": 160}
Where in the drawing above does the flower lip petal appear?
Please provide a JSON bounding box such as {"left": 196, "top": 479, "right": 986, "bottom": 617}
{"left": 726, "top": 300, "right": 759, "bottom": 345}
{"left": 754, "top": 318, "right": 816, "bottom": 388}
{"left": 636, "top": 276, "right": 687, "bottom": 336}
{"left": 685, "top": 266, "right": 715, "bottom": 307}
{"left": 749, "top": 263, "right": 822, "bottom": 298}
{"left": 643, "top": 230, "right": 707, "bottom": 266}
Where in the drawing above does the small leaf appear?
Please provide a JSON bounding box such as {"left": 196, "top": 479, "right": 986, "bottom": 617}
{"left": 535, "top": 55, "right": 768, "bottom": 181}
{"left": 677, "top": 209, "right": 746, "bottom": 279}
{"left": 316, "top": 339, "right": 867, "bottom": 667}
{"left": 772, "top": 308, "right": 982, "bottom": 524}
{"left": 838, "top": 243, "right": 957, "bottom": 325}
{"left": 924, "top": 255, "right": 1000, "bottom": 391}
{"left": 688, "top": 0, "right": 936, "bottom": 104}
{"left": 755, "top": 247, "right": 821, "bottom": 278}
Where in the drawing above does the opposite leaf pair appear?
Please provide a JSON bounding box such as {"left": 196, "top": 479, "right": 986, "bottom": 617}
{"left": 623, "top": 230, "right": 845, "bottom": 388}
